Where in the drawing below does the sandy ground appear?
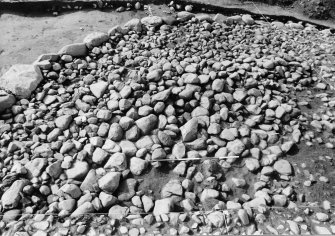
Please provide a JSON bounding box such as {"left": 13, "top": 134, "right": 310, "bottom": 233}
{"left": 0, "top": 1, "right": 334, "bottom": 76}
{"left": 0, "top": 6, "right": 169, "bottom": 75}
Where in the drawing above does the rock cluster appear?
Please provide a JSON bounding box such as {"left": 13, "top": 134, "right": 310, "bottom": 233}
{"left": 0, "top": 10, "right": 334, "bottom": 235}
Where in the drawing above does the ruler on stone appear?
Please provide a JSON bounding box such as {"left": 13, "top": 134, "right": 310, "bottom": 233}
{"left": 150, "top": 156, "right": 239, "bottom": 162}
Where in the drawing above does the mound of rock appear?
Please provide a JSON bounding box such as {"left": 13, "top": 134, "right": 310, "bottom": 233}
{"left": 0, "top": 12, "right": 334, "bottom": 235}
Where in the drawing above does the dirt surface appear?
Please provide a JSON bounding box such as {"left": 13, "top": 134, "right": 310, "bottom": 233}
{"left": 0, "top": 1, "right": 335, "bottom": 77}
{"left": 0, "top": 9, "right": 148, "bottom": 75}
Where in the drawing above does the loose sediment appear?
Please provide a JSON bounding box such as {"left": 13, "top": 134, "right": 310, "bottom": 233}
{"left": 0, "top": 9, "right": 335, "bottom": 235}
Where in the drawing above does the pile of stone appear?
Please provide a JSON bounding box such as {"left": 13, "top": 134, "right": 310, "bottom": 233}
{"left": 0, "top": 11, "right": 334, "bottom": 235}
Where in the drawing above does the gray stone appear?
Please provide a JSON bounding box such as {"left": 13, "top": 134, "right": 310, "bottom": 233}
{"left": 130, "top": 157, "right": 148, "bottom": 175}
{"left": 1, "top": 179, "right": 28, "bottom": 209}
{"left": 287, "top": 220, "right": 300, "bottom": 235}
{"left": 90, "top": 81, "right": 108, "bottom": 98}
{"left": 245, "top": 158, "right": 260, "bottom": 172}
{"left": 58, "top": 43, "right": 88, "bottom": 57}
{"left": 60, "top": 183, "right": 82, "bottom": 199}
{"left": 104, "top": 152, "right": 127, "bottom": 171}
{"left": 80, "top": 170, "right": 100, "bottom": 192}
{"left": 2, "top": 209, "right": 21, "bottom": 222}
{"left": 25, "top": 158, "right": 47, "bottom": 178}
{"left": 99, "top": 192, "right": 117, "bottom": 209}
{"left": 161, "top": 179, "right": 183, "bottom": 198}
{"left": 0, "top": 64, "right": 43, "bottom": 98}
{"left": 46, "top": 160, "right": 62, "bottom": 179}
{"left": 238, "top": 209, "right": 250, "bottom": 225}
{"left": 117, "top": 178, "right": 137, "bottom": 201}
{"left": 141, "top": 16, "right": 163, "bottom": 29}
{"left": 59, "top": 199, "right": 76, "bottom": 212}
{"left": 135, "top": 114, "right": 158, "bottom": 135}
{"left": 98, "top": 172, "right": 121, "bottom": 194}
{"left": 273, "top": 159, "right": 292, "bottom": 175}
{"left": 177, "top": 11, "right": 195, "bottom": 22}
{"left": 226, "top": 139, "right": 245, "bottom": 155}
{"left": 136, "top": 136, "right": 154, "bottom": 150}
{"left": 242, "top": 14, "right": 255, "bottom": 25}
{"left": 153, "top": 198, "right": 174, "bottom": 216}
{"left": 119, "top": 140, "right": 137, "bottom": 157}
{"left": 55, "top": 115, "right": 72, "bottom": 130}
{"left": 108, "top": 205, "right": 129, "bottom": 220}
{"left": 208, "top": 211, "right": 225, "bottom": 227}
{"left": 316, "top": 212, "right": 329, "bottom": 222}
{"left": 312, "top": 225, "right": 331, "bottom": 234}
{"left": 124, "top": 18, "right": 142, "bottom": 32}
{"left": 273, "top": 194, "right": 287, "bottom": 207}
{"left": 71, "top": 202, "right": 95, "bottom": 218}
{"left": 200, "top": 189, "right": 219, "bottom": 202}
{"left": 92, "top": 147, "right": 109, "bottom": 164}
{"left": 83, "top": 32, "right": 109, "bottom": 48}
{"left": 152, "top": 89, "right": 171, "bottom": 103}
{"left": 108, "top": 123, "right": 124, "bottom": 141}
{"left": 142, "top": 195, "right": 154, "bottom": 213}
{"left": 213, "top": 13, "right": 227, "bottom": 23}
{"left": 66, "top": 161, "right": 89, "bottom": 180}
{"left": 180, "top": 118, "right": 198, "bottom": 142}
{"left": 0, "top": 90, "right": 16, "bottom": 113}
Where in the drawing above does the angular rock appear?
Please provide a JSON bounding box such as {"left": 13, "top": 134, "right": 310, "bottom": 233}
{"left": 116, "top": 178, "right": 137, "bottom": 201}
{"left": 124, "top": 18, "right": 142, "bottom": 32}
{"left": 238, "top": 209, "right": 250, "bottom": 225}
{"left": 177, "top": 11, "right": 195, "bottom": 22}
{"left": 141, "top": 16, "right": 163, "bottom": 29}
{"left": 80, "top": 170, "right": 100, "bottom": 192}
{"left": 98, "top": 172, "right": 121, "bottom": 194}
{"left": 130, "top": 157, "right": 148, "bottom": 175}
{"left": 1, "top": 179, "right": 28, "bottom": 209}
{"left": 104, "top": 152, "right": 127, "bottom": 171}
{"left": 71, "top": 202, "right": 95, "bottom": 218}
{"left": 55, "top": 115, "right": 72, "bottom": 130}
{"left": 92, "top": 147, "right": 109, "bottom": 164}
{"left": 99, "top": 192, "right": 117, "bottom": 209}
{"left": 135, "top": 114, "right": 158, "bottom": 135}
{"left": 0, "top": 64, "right": 43, "bottom": 98}
{"left": 151, "top": 89, "right": 171, "bottom": 103}
{"left": 226, "top": 139, "right": 245, "bottom": 155}
{"left": 119, "top": 140, "right": 137, "bottom": 157}
{"left": 245, "top": 158, "right": 260, "bottom": 172}
{"left": 153, "top": 198, "right": 174, "bottom": 216}
{"left": 161, "top": 179, "right": 183, "bottom": 198}
{"left": 242, "top": 14, "right": 255, "bottom": 25}
{"left": 108, "top": 205, "right": 129, "bottom": 220}
{"left": 46, "top": 160, "right": 62, "bottom": 179}
{"left": 60, "top": 184, "right": 82, "bottom": 199}
{"left": 180, "top": 118, "right": 198, "bottom": 142}
{"left": 108, "top": 123, "right": 124, "bottom": 141}
{"left": 142, "top": 195, "right": 154, "bottom": 213}
{"left": 65, "top": 161, "right": 89, "bottom": 180}
{"left": 208, "top": 211, "right": 225, "bottom": 227}
{"left": 90, "top": 81, "right": 108, "bottom": 98}
{"left": 25, "top": 158, "right": 47, "bottom": 178}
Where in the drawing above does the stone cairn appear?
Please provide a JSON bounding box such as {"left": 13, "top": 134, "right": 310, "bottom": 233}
{"left": 0, "top": 10, "right": 334, "bottom": 235}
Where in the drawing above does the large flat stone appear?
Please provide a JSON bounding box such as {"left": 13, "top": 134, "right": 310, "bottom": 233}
{"left": 58, "top": 43, "right": 88, "bottom": 57}
{"left": 0, "top": 64, "right": 43, "bottom": 99}
{"left": 83, "top": 32, "right": 109, "bottom": 48}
